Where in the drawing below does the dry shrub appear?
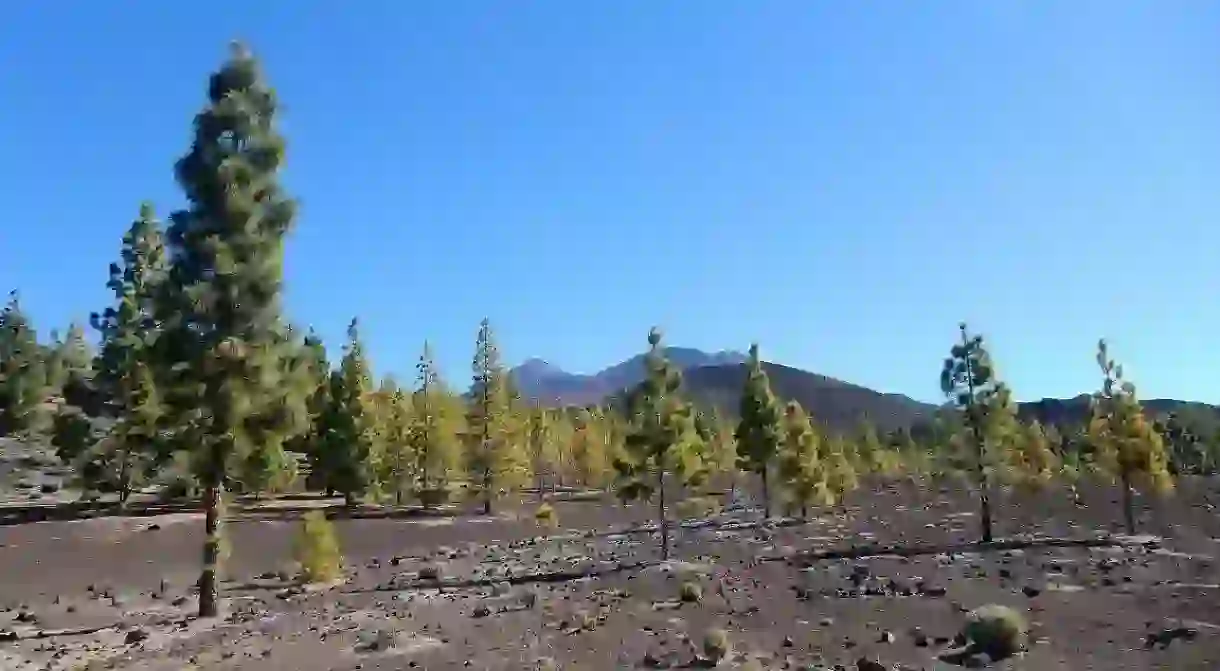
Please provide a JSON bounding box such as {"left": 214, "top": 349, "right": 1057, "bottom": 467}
{"left": 963, "top": 604, "right": 1028, "bottom": 659}
{"left": 293, "top": 510, "right": 342, "bottom": 583}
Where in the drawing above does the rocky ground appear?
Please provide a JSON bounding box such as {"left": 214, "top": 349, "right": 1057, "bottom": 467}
{"left": 1, "top": 480, "right": 1218, "bottom": 670}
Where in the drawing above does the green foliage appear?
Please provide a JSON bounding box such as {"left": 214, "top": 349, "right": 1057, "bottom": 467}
{"left": 44, "top": 322, "right": 93, "bottom": 397}
{"left": 821, "top": 433, "right": 859, "bottom": 504}
{"left": 675, "top": 494, "right": 721, "bottom": 519}
{"left": 777, "top": 401, "right": 831, "bottom": 514}
{"left": 614, "top": 328, "right": 704, "bottom": 559}
{"left": 1088, "top": 339, "right": 1173, "bottom": 534}
{"left": 570, "top": 407, "right": 611, "bottom": 489}
{"left": 854, "top": 420, "right": 885, "bottom": 474}
{"left": 0, "top": 291, "right": 48, "bottom": 436}
{"left": 295, "top": 329, "right": 332, "bottom": 489}
{"left": 293, "top": 510, "right": 342, "bottom": 583}
{"left": 679, "top": 580, "right": 703, "bottom": 603}
{"left": 1006, "top": 419, "right": 1060, "bottom": 491}
{"left": 465, "top": 318, "right": 527, "bottom": 513}
{"left": 702, "top": 628, "right": 730, "bottom": 663}
{"left": 159, "top": 43, "right": 308, "bottom": 617}
{"left": 533, "top": 501, "right": 558, "bottom": 529}
{"left": 962, "top": 604, "right": 1028, "bottom": 659}
{"left": 408, "top": 341, "right": 461, "bottom": 502}
{"left": 735, "top": 343, "right": 783, "bottom": 517}
{"left": 940, "top": 322, "right": 1008, "bottom": 542}
{"left": 526, "top": 407, "right": 560, "bottom": 495}
{"left": 317, "top": 319, "right": 378, "bottom": 505}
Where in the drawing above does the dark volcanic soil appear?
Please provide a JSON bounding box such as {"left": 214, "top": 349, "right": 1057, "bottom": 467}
{"left": 1, "top": 480, "right": 1218, "bottom": 670}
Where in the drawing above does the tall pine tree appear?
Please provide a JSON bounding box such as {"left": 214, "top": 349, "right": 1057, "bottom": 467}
{"left": 317, "top": 319, "right": 377, "bottom": 506}
{"left": 78, "top": 202, "right": 171, "bottom": 502}
{"left": 777, "top": 401, "right": 830, "bottom": 519}
{"left": 735, "top": 343, "right": 783, "bottom": 519}
{"left": 940, "top": 322, "right": 1009, "bottom": 543}
{"left": 0, "top": 291, "right": 47, "bottom": 436}
{"left": 410, "top": 341, "right": 460, "bottom": 506}
{"left": 160, "top": 43, "right": 308, "bottom": 618}
{"left": 465, "top": 319, "right": 525, "bottom": 514}
{"left": 1087, "top": 339, "right": 1173, "bottom": 534}
{"left": 614, "top": 328, "right": 704, "bottom": 560}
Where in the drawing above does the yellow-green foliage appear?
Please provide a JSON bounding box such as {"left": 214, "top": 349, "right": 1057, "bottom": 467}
{"left": 570, "top": 407, "right": 611, "bottom": 489}
{"left": 1088, "top": 340, "right": 1174, "bottom": 495}
{"left": 679, "top": 580, "right": 703, "bottom": 603}
{"left": 777, "top": 402, "right": 833, "bottom": 511}
{"left": 675, "top": 495, "right": 721, "bottom": 519}
{"left": 534, "top": 501, "right": 559, "bottom": 529}
{"left": 1007, "top": 420, "right": 1060, "bottom": 491}
{"left": 963, "top": 604, "right": 1028, "bottom": 659}
{"left": 293, "top": 510, "right": 342, "bottom": 583}
{"left": 822, "top": 434, "right": 858, "bottom": 504}
{"left": 702, "top": 628, "right": 730, "bottom": 662}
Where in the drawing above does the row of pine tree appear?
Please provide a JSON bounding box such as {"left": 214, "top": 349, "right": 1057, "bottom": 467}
{"left": 0, "top": 44, "right": 1189, "bottom": 618}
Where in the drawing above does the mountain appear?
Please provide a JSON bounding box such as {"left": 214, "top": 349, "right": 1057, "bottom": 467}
{"left": 680, "top": 361, "right": 937, "bottom": 432}
{"left": 512, "top": 348, "right": 1220, "bottom": 437}
{"left": 1018, "top": 395, "right": 1220, "bottom": 435}
{"left": 510, "top": 348, "right": 935, "bottom": 432}
{"left": 510, "top": 347, "right": 747, "bottom": 407}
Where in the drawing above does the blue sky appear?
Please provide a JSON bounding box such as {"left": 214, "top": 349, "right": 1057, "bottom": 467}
{"left": 1, "top": 2, "right": 1217, "bottom": 403}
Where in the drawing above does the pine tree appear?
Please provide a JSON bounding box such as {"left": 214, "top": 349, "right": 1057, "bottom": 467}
{"left": 526, "top": 407, "right": 557, "bottom": 498}
{"left": 821, "top": 433, "right": 859, "bottom": 508}
{"left": 700, "top": 406, "right": 739, "bottom": 501}
{"left": 570, "top": 407, "right": 610, "bottom": 489}
{"left": 940, "top": 322, "right": 1009, "bottom": 543}
{"left": 80, "top": 202, "right": 171, "bottom": 503}
{"left": 0, "top": 291, "right": 48, "bottom": 436}
{"left": 465, "top": 319, "right": 526, "bottom": 514}
{"left": 296, "top": 330, "right": 331, "bottom": 490}
{"left": 1010, "top": 420, "right": 1060, "bottom": 491}
{"left": 614, "top": 328, "right": 704, "bottom": 560}
{"left": 159, "top": 43, "right": 308, "bottom": 618}
{"left": 45, "top": 322, "right": 94, "bottom": 397}
{"left": 1087, "top": 339, "right": 1173, "bottom": 534}
{"left": 377, "top": 376, "right": 413, "bottom": 506}
{"left": 855, "top": 420, "right": 884, "bottom": 474}
{"left": 318, "top": 319, "right": 377, "bottom": 507}
{"left": 777, "top": 401, "right": 830, "bottom": 518}
{"left": 410, "top": 341, "right": 460, "bottom": 506}
{"left": 735, "top": 343, "right": 783, "bottom": 519}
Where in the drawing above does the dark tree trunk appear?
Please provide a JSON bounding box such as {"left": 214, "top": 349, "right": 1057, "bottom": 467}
{"left": 198, "top": 481, "right": 224, "bottom": 618}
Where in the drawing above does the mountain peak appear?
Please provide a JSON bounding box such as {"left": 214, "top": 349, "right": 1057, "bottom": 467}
{"left": 515, "top": 357, "right": 563, "bottom": 376}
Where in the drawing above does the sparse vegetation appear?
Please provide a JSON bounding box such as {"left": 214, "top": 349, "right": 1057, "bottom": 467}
{"left": 961, "top": 604, "right": 1029, "bottom": 660}
{"left": 293, "top": 510, "right": 342, "bottom": 583}
{"left": 702, "top": 627, "right": 730, "bottom": 664}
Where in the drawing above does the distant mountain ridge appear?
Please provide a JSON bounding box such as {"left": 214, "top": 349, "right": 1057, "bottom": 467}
{"left": 510, "top": 347, "right": 748, "bottom": 408}
{"left": 509, "top": 347, "right": 1220, "bottom": 436}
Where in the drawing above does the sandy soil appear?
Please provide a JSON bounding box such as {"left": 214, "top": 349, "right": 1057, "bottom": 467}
{"left": 1, "top": 479, "right": 1218, "bottom": 670}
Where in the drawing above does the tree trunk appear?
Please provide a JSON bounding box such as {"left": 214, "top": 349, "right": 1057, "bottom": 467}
{"left": 658, "top": 468, "right": 669, "bottom": 561}
{"left": 1120, "top": 467, "right": 1136, "bottom": 535}
{"left": 761, "top": 468, "right": 771, "bottom": 520}
{"left": 965, "top": 406, "right": 993, "bottom": 543}
{"left": 198, "top": 481, "right": 223, "bottom": 618}
{"left": 482, "top": 467, "right": 492, "bottom": 515}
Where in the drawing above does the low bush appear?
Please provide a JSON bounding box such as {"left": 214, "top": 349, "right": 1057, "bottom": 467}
{"left": 963, "top": 604, "right": 1028, "bottom": 659}
{"left": 293, "top": 510, "right": 342, "bottom": 583}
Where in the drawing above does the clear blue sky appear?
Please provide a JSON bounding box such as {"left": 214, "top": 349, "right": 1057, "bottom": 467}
{"left": 1, "top": 2, "right": 1216, "bottom": 404}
